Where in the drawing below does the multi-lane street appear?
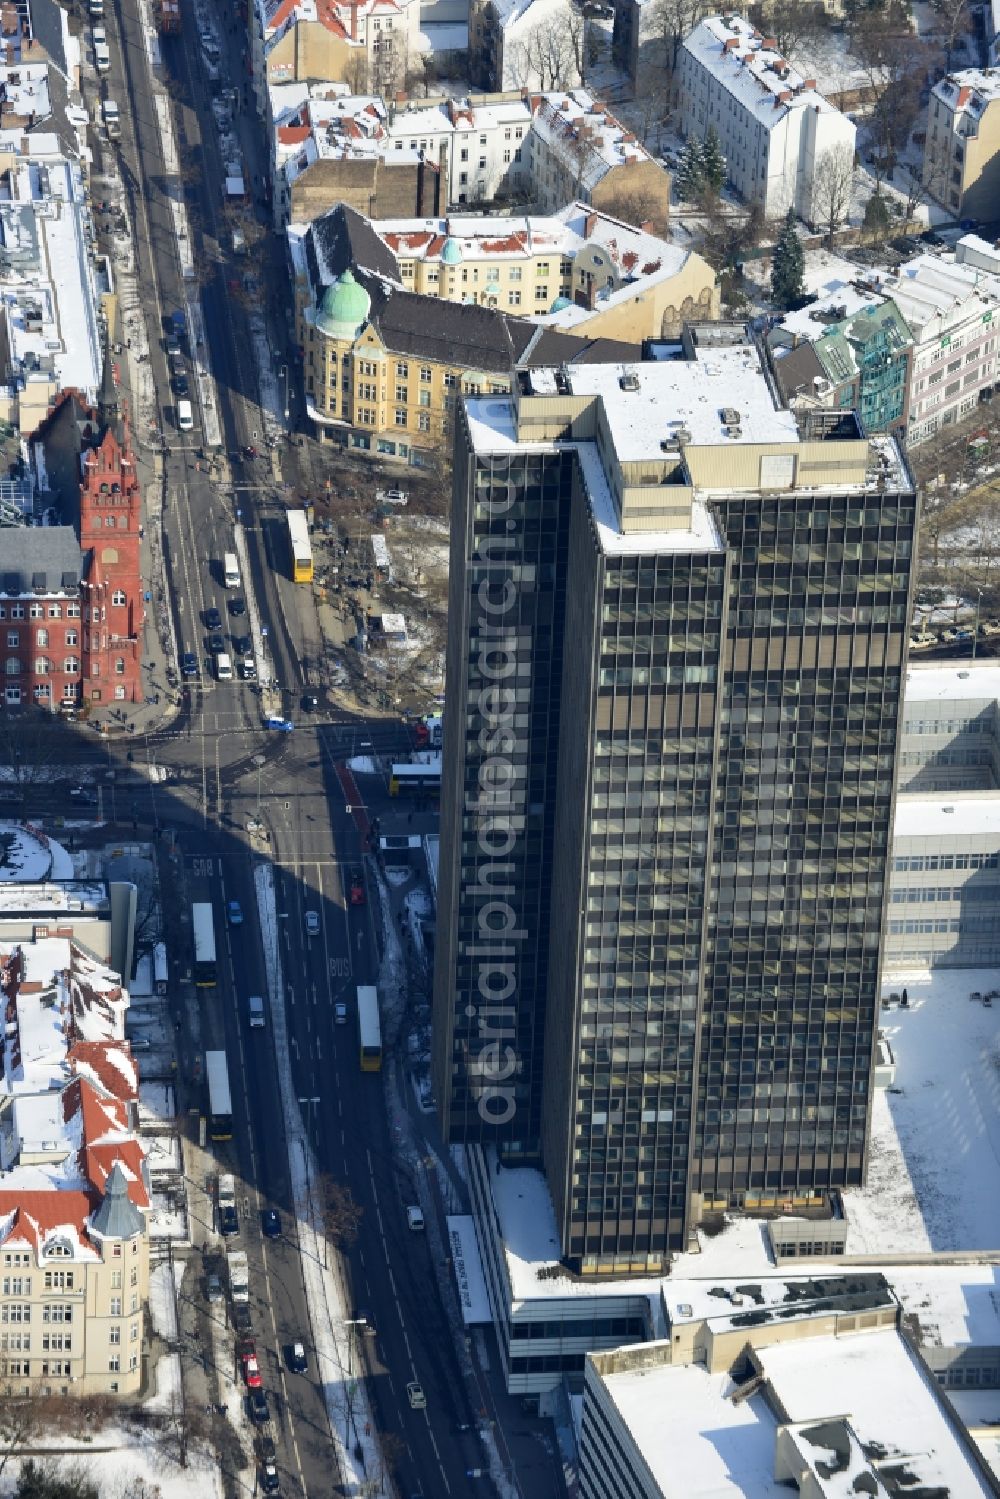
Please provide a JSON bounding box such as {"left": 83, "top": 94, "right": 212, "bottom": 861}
{"left": 51, "top": 0, "right": 516, "bottom": 1494}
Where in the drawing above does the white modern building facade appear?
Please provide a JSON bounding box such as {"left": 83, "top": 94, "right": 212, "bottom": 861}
{"left": 675, "top": 14, "right": 856, "bottom": 221}
{"left": 881, "top": 254, "right": 1000, "bottom": 446}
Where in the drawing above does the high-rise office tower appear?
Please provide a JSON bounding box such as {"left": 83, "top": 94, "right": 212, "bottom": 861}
{"left": 433, "top": 326, "right": 917, "bottom": 1275}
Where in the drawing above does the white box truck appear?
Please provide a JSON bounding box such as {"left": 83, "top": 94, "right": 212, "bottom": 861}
{"left": 223, "top": 552, "right": 240, "bottom": 587}
{"left": 227, "top": 1247, "right": 249, "bottom": 1303}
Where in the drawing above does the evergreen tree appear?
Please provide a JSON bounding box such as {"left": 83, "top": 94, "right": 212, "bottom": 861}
{"left": 863, "top": 191, "right": 891, "bottom": 241}
{"left": 771, "top": 207, "right": 805, "bottom": 310}
{"left": 701, "top": 126, "right": 727, "bottom": 196}
{"left": 675, "top": 138, "right": 704, "bottom": 203}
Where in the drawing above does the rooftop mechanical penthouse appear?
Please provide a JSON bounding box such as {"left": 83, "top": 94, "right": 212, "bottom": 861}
{"left": 432, "top": 324, "right": 918, "bottom": 1276}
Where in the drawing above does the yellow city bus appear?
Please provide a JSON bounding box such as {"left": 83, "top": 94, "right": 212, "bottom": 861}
{"left": 287, "top": 509, "right": 314, "bottom": 583}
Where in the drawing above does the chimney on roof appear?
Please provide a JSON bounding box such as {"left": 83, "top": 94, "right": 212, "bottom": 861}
{"left": 762, "top": 34, "right": 777, "bottom": 47}
{"left": 776, "top": 90, "right": 791, "bottom": 105}
{"left": 585, "top": 210, "right": 598, "bottom": 237}
{"left": 621, "top": 131, "right": 635, "bottom": 143}
{"left": 640, "top": 219, "right": 652, "bottom": 233}
{"left": 802, "top": 78, "right": 816, "bottom": 89}
{"left": 957, "top": 85, "right": 971, "bottom": 106}
{"left": 349, "top": 0, "right": 358, "bottom": 39}
{"left": 723, "top": 36, "right": 738, "bottom": 50}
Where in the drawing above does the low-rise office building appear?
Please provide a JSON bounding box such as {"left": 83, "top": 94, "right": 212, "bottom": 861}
{"left": 768, "top": 296, "right": 914, "bottom": 436}
{"left": 923, "top": 69, "right": 1000, "bottom": 222}
{"left": 578, "top": 1314, "right": 995, "bottom": 1498}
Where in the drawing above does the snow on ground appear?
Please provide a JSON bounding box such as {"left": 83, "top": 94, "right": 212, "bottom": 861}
{"left": 131, "top": 952, "right": 155, "bottom": 996}
{"left": 148, "top": 1190, "right": 189, "bottom": 1242}
{"left": 844, "top": 968, "right": 1000, "bottom": 1254}
{"left": 145, "top": 1351, "right": 183, "bottom": 1412}
{"left": 149, "top": 1258, "right": 180, "bottom": 1341}
{"left": 384, "top": 866, "right": 410, "bottom": 887}
{"left": 143, "top": 1131, "right": 183, "bottom": 1173}
{"left": 0, "top": 1431, "right": 223, "bottom": 1499}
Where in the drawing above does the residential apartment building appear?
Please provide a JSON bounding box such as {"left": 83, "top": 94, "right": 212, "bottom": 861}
{"left": 290, "top": 202, "right": 636, "bottom": 460}
{"left": 0, "top": 936, "right": 149, "bottom": 1398}
{"left": 272, "top": 87, "right": 669, "bottom": 227}
{"left": 251, "top": 0, "right": 420, "bottom": 125}
{"left": 375, "top": 201, "right": 718, "bottom": 338}
{"left": 676, "top": 14, "right": 857, "bottom": 221}
{"left": 768, "top": 298, "right": 914, "bottom": 436}
{"left": 432, "top": 324, "right": 917, "bottom": 1273}
{"left": 882, "top": 253, "right": 1000, "bottom": 445}
{"left": 923, "top": 69, "right": 1000, "bottom": 222}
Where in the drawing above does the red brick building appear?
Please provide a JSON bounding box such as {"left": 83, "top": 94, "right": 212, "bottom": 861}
{"left": 4, "top": 350, "right": 145, "bottom": 711}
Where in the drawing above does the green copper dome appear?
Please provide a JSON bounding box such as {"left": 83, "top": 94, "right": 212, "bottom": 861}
{"left": 316, "top": 269, "right": 371, "bottom": 340}
{"left": 440, "top": 236, "right": 463, "bottom": 266}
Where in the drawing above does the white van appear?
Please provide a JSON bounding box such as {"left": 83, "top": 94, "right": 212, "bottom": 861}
{"left": 406, "top": 1206, "right": 425, "bottom": 1232}
{"left": 224, "top": 552, "right": 240, "bottom": 588}
{"left": 94, "top": 32, "right": 111, "bottom": 72}
{"left": 215, "top": 652, "right": 233, "bottom": 681}
{"left": 176, "top": 399, "right": 194, "bottom": 431}
{"left": 247, "top": 995, "right": 266, "bottom": 1029}
{"left": 101, "top": 99, "right": 121, "bottom": 140}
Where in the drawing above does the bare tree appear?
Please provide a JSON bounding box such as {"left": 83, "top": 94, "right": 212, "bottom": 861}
{"left": 158, "top": 1388, "right": 207, "bottom": 1470}
{"left": 932, "top": 0, "right": 971, "bottom": 67}
{"left": 0, "top": 1396, "right": 40, "bottom": 1485}
{"left": 341, "top": 49, "right": 368, "bottom": 93}
{"left": 115, "top": 1479, "right": 164, "bottom": 1499}
{"left": 318, "top": 1176, "right": 363, "bottom": 1248}
{"left": 599, "top": 187, "right": 667, "bottom": 233}
{"left": 747, "top": 0, "right": 821, "bottom": 58}
{"left": 852, "top": 13, "right": 940, "bottom": 180}
{"left": 644, "top": 0, "right": 712, "bottom": 75}
{"left": 509, "top": 9, "right": 580, "bottom": 88}
{"left": 812, "top": 145, "right": 855, "bottom": 247}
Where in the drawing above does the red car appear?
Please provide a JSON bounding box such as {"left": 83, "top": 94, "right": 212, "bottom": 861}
{"left": 350, "top": 871, "right": 365, "bottom": 906}
{"left": 242, "top": 1353, "right": 263, "bottom": 1389}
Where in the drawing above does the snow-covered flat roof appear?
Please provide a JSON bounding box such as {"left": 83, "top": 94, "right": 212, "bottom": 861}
{"left": 894, "top": 793, "right": 1000, "bottom": 839}
{"left": 904, "top": 663, "right": 1000, "bottom": 704}
{"left": 888, "top": 1264, "right": 1000, "bottom": 1349}
{"left": 597, "top": 1360, "right": 787, "bottom": 1496}
{"left": 0, "top": 877, "right": 107, "bottom": 910}
{"left": 758, "top": 1330, "right": 995, "bottom": 1496}
{"left": 661, "top": 1272, "right": 894, "bottom": 1331}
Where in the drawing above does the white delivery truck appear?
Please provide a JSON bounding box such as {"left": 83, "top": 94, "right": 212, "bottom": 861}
{"left": 101, "top": 99, "right": 121, "bottom": 140}
{"left": 227, "top": 1247, "right": 249, "bottom": 1303}
{"left": 223, "top": 552, "right": 240, "bottom": 587}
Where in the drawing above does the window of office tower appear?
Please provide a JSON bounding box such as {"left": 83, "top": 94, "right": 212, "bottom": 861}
{"left": 692, "top": 488, "right": 916, "bottom": 1210}
{"left": 449, "top": 450, "right": 573, "bottom": 1150}
{"left": 567, "top": 554, "right": 727, "bottom": 1265}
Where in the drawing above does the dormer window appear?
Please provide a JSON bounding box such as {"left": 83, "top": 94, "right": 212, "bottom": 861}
{"left": 45, "top": 1239, "right": 71, "bottom": 1258}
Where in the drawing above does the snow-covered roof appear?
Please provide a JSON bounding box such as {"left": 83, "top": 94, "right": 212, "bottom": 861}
{"left": 0, "top": 156, "right": 103, "bottom": 403}
{"left": 379, "top": 202, "right": 685, "bottom": 283}
{"left": 530, "top": 91, "right": 656, "bottom": 192}
{"left": 894, "top": 793, "right": 1000, "bottom": 839}
{"left": 594, "top": 1359, "right": 788, "bottom": 1496}
{"left": 759, "top": 1331, "right": 995, "bottom": 1496}
{"left": 872, "top": 252, "right": 1000, "bottom": 339}
{"left": 932, "top": 67, "right": 1000, "bottom": 118}
{"left": 904, "top": 663, "right": 1000, "bottom": 704}
{"left": 682, "top": 14, "right": 847, "bottom": 128}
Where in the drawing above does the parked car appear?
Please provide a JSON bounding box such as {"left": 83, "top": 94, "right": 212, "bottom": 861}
{"left": 288, "top": 1341, "right": 308, "bottom": 1374}
{"left": 260, "top": 1463, "right": 280, "bottom": 1494}
{"left": 172, "top": 371, "right": 189, "bottom": 397}
{"left": 249, "top": 1390, "right": 270, "bottom": 1424}
{"left": 261, "top": 1209, "right": 281, "bottom": 1238}
{"left": 227, "top": 900, "right": 243, "bottom": 927}
{"left": 242, "top": 1354, "right": 263, "bottom": 1389}
{"left": 205, "top": 606, "right": 222, "bottom": 630}
{"left": 356, "top": 1309, "right": 375, "bottom": 1337}
{"left": 206, "top": 1273, "right": 224, "bottom": 1304}
{"left": 233, "top": 1303, "right": 253, "bottom": 1334}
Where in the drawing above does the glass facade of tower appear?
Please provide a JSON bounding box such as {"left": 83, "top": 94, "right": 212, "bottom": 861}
{"left": 434, "top": 378, "right": 917, "bottom": 1272}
